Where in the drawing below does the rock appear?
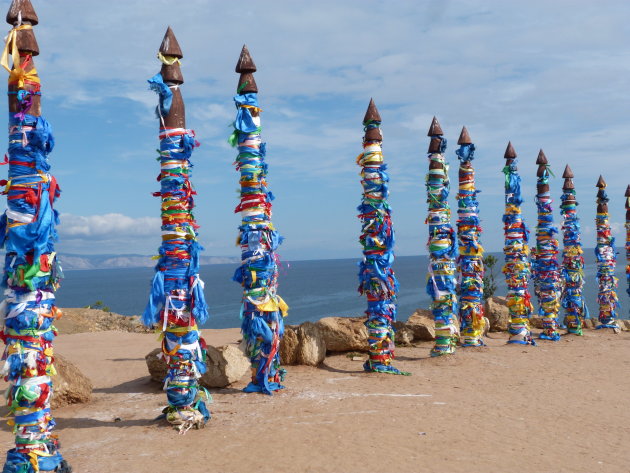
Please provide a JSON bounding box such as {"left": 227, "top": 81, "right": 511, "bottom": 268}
{"left": 296, "top": 322, "right": 326, "bottom": 366}
{"left": 51, "top": 354, "right": 93, "bottom": 408}
{"left": 315, "top": 317, "right": 368, "bottom": 353}
{"left": 484, "top": 297, "right": 509, "bottom": 332}
{"left": 529, "top": 316, "right": 543, "bottom": 329}
{"left": 146, "top": 348, "right": 167, "bottom": 383}
{"left": 583, "top": 318, "right": 596, "bottom": 329}
{"left": 392, "top": 321, "right": 414, "bottom": 346}
{"left": 203, "top": 345, "right": 250, "bottom": 388}
{"left": 279, "top": 325, "right": 299, "bottom": 365}
{"left": 406, "top": 309, "right": 435, "bottom": 341}
{"left": 146, "top": 344, "right": 250, "bottom": 389}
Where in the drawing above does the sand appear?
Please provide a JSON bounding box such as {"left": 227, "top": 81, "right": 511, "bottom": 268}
{"left": 1, "top": 328, "right": 629, "bottom": 473}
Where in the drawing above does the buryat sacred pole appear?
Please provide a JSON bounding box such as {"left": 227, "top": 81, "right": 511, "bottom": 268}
{"left": 559, "top": 165, "right": 587, "bottom": 335}
{"left": 143, "top": 27, "right": 211, "bottom": 432}
{"left": 425, "top": 117, "right": 458, "bottom": 356}
{"left": 625, "top": 185, "right": 630, "bottom": 305}
{"left": 0, "top": 1, "right": 71, "bottom": 471}
{"left": 532, "top": 150, "right": 561, "bottom": 341}
{"left": 357, "top": 99, "right": 408, "bottom": 375}
{"left": 594, "top": 176, "right": 619, "bottom": 331}
{"left": 231, "top": 45, "right": 288, "bottom": 394}
{"left": 501, "top": 142, "right": 535, "bottom": 345}
{"left": 455, "top": 127, "right": 484, "bottom": 347}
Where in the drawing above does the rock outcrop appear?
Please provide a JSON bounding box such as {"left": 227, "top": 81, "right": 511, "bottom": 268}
{"left": 280, "top": 322, "right": 327, "bottom": 366}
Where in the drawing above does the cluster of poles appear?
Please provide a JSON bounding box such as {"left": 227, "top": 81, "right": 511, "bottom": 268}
{"left": 0, "top": 1, "right": 628, "bottom": 469}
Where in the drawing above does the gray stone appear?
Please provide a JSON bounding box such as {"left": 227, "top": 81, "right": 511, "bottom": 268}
{"left": 392, "top": 321, "right": 414, "bottom": 346}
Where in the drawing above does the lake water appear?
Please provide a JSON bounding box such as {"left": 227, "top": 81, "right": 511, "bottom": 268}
{"left": 54, "top": 252, "right": 628, "bottom": 329}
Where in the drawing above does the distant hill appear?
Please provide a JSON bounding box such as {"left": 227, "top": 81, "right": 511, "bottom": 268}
{"left": 58, "top": 254, "right": 239, "bottom": 271}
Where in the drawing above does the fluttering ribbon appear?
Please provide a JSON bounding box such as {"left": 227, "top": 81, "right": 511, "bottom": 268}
{"left": 231, "top": 90, "right": 287, "bottom": 395}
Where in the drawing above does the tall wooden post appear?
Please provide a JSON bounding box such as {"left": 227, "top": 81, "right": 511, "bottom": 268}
{"left": 142, "top": 27, "right": 211, "bottom": 432}
{"left": 625, "top": 185, "right": 630, "bottom": 304}
{"left": 532, "top": 150, "right": 561, "bottom": 340}
{"left": 0, "top": 1, "right": 71, "bottom": 471}
{"left": 231, "top": 45, "right": 288, "bottom": 394}
{"left": 455, "top": 127, "right": 485, "bottom": 347}
{"left": 560, "top": 165, "right": 587, "bottom": 335}
{"left": 357, "top": 99, "right": 408, "bottom": 374}
{"left": 594, "top": 176, "right": 620, "bottom": 330}
{"left": 425, "top": 117, "right": 458, "bottom": 356}
{"left": 502, "top": 142, "right": 535, "bottom": 345}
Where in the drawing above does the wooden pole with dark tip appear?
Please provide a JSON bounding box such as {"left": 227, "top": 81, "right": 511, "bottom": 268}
{"left": 455, "top": 126, "right": 485, "bottom": 347}
{"left": 560, "top": 163, "right": 586, "bottom": 334}
{"left": 532, "top": 150, "right": 561, "bottom": 340}
{"left": 357, "top": 99, "right": 407, "bottom": 375}
{"left": 594, "top": 175, "right": 619, "bottom": 330}
{"left": 231, "top": 45, "right": 288, "bottom": 394}
{"left": 625, "top": 184, "right": 630, "bottom": 301}
{"left": 425, "top": 117, "right": 458, "bottom": 356}
{"left": 501, "top": 142, "right": 535, "bottom": 344}
{"left": 142, "top": 27, "right": 210, "bottom": 432}
{"left": 2, "top": 2, "right": 70, "bottom": 471}
{"left": 159, "top": 27, "right": 185, "bottom": 129}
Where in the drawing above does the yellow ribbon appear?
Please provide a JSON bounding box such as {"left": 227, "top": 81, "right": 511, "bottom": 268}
{"left": 157, "top": 52, "right": 181, "bottom": 65}
{"left": 1, "top": 25, "right": 40, "bottom": 88}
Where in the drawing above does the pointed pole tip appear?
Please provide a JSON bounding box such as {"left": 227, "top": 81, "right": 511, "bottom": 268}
{"left": 7, "top": 0, "right": 39, "bottom": 26}
{"left": 596, "top": 175, "right": 606, "bottom": 188}
{"left": 536, "top": 149, "right": 548, "bottom": 165}
{"left": 236, "top": 45, "right": 257, "bottom": 73}
{"left": 427, "top": 116, "right": 443, "bottom": 136}
{"left": 457, "top": 126, "right": 472, "bottom": 145}
{"left": 159, "top": 26, "right": 183, "bottom": 58}
{"left": 504, "top": 141, "right": 517, "bottom": 159}
{"left": 562, "top": 164, "right": 574, "bottom": 179}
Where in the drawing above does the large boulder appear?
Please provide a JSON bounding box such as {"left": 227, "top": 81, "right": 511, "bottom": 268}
{"left": 405, "top": 309, "right": 435, "bottom": 341}
{"left": 279, "top": 325, "right": 299, "bottom": 365}
{"left": 203, "top": 345, "right": 250, "bottom": 387}
{"left": 51, "top": 354, "right": 93, "bottom": 408}
{"left": 484, "top": 296, "right": 509, "bottom": 332}
{"left": 315, "top": 317, "right": 368, "bottom": 353}
{"left": 296, "top": 322, "right": 327, "bottom": 366}
{"left": 145, "top": 344, "right": 250, "bottom": 388}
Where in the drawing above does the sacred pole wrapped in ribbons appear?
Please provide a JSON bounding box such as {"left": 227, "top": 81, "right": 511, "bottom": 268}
{"left": 594, "top": 176, "right": 620, "bottom": 330}
{"left": 357, "top": 99, "right": 407, "bottom": 375}
{"left": 501, "top": 142, "right": 535, "bottom": 345}
{"left": 455, "top": 127, "right": 484, "bottom": 347}
{"left": 625, "top": 185, "right": 630, "bottom": 304}
{"left": 559, "top": 165, "right": 587, "bottom": 335}
{"left": 230, "top": 45, "right": 288, "bottom": 394}
{"left": 425, "top": 117, "right": 458, "bottom": 356}
{"left": 143, "top": 27, "right": 210, "bottom": 432}
{"left": 531, "top": 150, "right": 561, "bottom": 341}
{"left": 0, "top": 1, "right": 71, "bottom": 471}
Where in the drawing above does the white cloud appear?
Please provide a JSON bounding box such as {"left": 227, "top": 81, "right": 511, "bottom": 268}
{"left": 58, "top": 213, "right": 160, "bottom": 239}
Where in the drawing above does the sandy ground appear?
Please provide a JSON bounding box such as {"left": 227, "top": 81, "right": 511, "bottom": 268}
{"left": 1, "top": 328, "right": 629, "bottom": 473}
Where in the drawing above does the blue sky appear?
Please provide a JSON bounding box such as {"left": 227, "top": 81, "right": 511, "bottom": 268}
{"left": 3, "top": 0, "right": 630, "bottom": 260}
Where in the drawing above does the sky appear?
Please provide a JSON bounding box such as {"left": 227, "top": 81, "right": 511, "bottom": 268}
{"left": 2, "top": 0, "right": 630, "bottom": 260}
